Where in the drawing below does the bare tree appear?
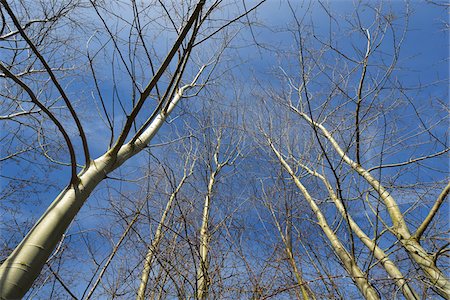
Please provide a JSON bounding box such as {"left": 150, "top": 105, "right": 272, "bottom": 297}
{"left": 136, "top": 144, "right": 196, "bottom": 300}
{"left": 196, "top": 118, "right": 242, "bottom": 299}
{"left": 0, "top": 0, "right": 242, "bottom": 297}
{"left": 250, "top": 1, "right": 449, "bottom": 298}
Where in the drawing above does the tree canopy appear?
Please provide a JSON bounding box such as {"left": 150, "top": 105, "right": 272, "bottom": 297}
{"left": 0, "top": 1, "right": 449, "bottom": 299}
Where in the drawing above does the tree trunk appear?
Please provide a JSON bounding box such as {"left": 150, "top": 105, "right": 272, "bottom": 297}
{"left": 295, "top": 110, "right": 450, "bottom": 298}
{"left": 300, "top": 164, "right": 419, "bottom": 300}
{"left": 197, "top": 170, "right": 217, "bottom": 300}
{"left": 136, "top": 168, "right": 191, "bottom": 300}
{"left": 0, "top": 90, "right": 185, "bottom": 300}
{"left": 269, "top": 140, "right": 380, "bottom": 300}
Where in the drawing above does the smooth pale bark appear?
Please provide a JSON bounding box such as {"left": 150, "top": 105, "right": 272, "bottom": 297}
{"left": 268, "top": 141, "right": 380, "bottom": 300}
{"left": 196, "top": 136, "right": 235, "bottom": 300}
{"left": 197, "top": 168, "right": 219, "bottom": 300}
{"left": 136, "top": 167, "right": 192, "bottom": 300}
{"left": 414, "top": 181, "right": 450, "bottom": 240}
{"left": 295, "top": 110, "right": 450, "bottom": 298}
{"left": 0, "top": 88, "right": 186, "bottom": 300}
{"left": 300, "top": 164, "right": 419, "bottom": 300}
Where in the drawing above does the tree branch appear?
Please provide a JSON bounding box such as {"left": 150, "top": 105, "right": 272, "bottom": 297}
{"left": 1, "top": 0, "right": 91, "bottom": 167}
{"left": 414, "top": 181, "right": 450, "bottom": 240}
{"left": 0, "top": 62, "right": 79, "bottom": 183}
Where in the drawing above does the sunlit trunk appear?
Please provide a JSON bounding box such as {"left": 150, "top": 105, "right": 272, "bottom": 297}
{"left": 197, "top": 170, "right": 217, "bottom": 300}
{"left": 0, "top": 91, "right": 184, "bottom": 300}
{"left": 300, "top": 164, "right": 419, "bottom": 300}
{"left": 136, "top": 169, "right": 190, "bottom": 300}
{"left": 269, "top": 140, "right": 380, "bottom": 300}
{"left": 296, "top": 110, "right": 450, "bottom": 298}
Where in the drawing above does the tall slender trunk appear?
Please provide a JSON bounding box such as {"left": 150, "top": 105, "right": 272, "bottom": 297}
{"left": 295, "top": 110, "right": 450, "bottom": 298}
{"left": 136, "top": 169, "right": 191, "bottom": 300}
{"left": 268, "top": 140, "right": 380, "bottom": 300}
{"left": 285, "top": 242, "right": 313, "bottom": 300}
{"left": 0, "top": 90, "right": 185, "bottom": 300}
{"left": 300, "top": 164, "right": 419, "bottom": 300}
{"left": 196, "top": 170, "right": 217, "bottom": 300}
